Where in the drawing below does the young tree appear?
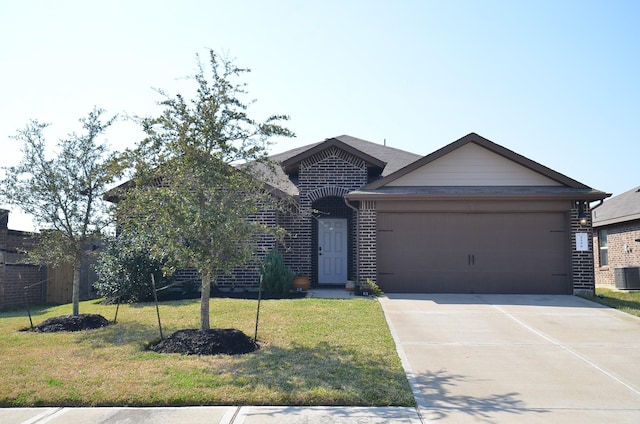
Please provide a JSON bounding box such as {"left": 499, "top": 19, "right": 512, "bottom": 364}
{"left": 0, "top": 108, "right": 117, "bottom": 316}
{"left": 116, "top": 50, "right": 294, "bottom": 330}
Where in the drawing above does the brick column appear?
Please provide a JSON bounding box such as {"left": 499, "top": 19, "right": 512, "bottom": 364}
{"left": 358, "top": 200, "right": 377, "bottom": 284}
{"left": 571, "top": 201, "right": 595, "bottom": 295}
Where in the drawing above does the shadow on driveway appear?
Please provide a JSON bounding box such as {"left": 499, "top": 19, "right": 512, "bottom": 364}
{"left": 412, "top": 370, "right": 549, "bottom": 421}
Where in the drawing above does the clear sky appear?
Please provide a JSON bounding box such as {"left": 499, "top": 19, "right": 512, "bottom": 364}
{"left": 2, "top": 0, "right": 638, "bottom": 231}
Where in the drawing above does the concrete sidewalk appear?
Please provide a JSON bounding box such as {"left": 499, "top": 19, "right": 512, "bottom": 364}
{"left": 0, "top": 406, "right": 422, "bottom": 423}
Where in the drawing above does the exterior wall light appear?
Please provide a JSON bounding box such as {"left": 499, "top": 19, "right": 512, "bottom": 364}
{"left": 577, "top": 201, "right": 588, "bottom": 226}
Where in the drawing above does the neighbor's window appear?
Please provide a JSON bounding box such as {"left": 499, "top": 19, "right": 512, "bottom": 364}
{"left": 598, "top": 229, "right": 608, "bottom": 267}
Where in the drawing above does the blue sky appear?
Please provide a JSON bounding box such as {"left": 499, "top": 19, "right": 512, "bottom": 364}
{"left": 1, "top": 0, "right": 638, "bottom": 231}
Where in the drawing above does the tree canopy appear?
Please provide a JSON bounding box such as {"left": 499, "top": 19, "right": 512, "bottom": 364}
{"left": 115, "top": 50, "right": 294, "bottom": 330}
{"left": 0, "top": 108, "right": 117, "bottom": 315}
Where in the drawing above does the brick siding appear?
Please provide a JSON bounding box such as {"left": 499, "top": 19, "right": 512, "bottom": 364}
{"left": 593, "top": 220, "right": 640, "bottom": 288}
{"left": 571, "top": 202, "right": 596, "bottom": 294}
{"left": 281, "top": 146, "right": 369, "bottom": 285}
{"left": 357, "top": 201, "right": 377, "bottom": 284}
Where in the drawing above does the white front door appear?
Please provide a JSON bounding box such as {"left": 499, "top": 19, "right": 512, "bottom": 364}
{"left": 318, "top": 218, "right": 348, "bottom": 284}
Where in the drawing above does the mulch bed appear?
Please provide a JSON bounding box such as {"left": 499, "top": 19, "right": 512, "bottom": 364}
{"left": 148, "top": 328, "right": 259, "bottom": 355}
{"left": 26, "top": 314, "right": 111, "bottom": 332}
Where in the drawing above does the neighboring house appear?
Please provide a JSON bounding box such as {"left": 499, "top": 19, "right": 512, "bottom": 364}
{"left": 0, "top": 209, "right": 43, "bottom": 309}
{"left": 0, "top": 209, "right": 98, "bottom": 309}
{"left": 112, "top": 133, "right": 610, "bottom": 295}
{"left": 592, "top": 185, "right": 640, "bottom": 289}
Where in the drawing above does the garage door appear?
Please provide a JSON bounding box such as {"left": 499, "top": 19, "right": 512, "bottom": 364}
{"left": 377, "top": 212, "right": 570, "bottom": 294}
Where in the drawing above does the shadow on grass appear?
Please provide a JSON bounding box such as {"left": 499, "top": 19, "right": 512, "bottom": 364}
{"left": 214, "top": 341, "right": 416, "bottom": 406}
{"left": 411, "top": 370, "right": 549, "bottom": 421}
{"left": 0, "top": 304, "right": 58, "bottom": 319}
{"left": 76, "top": 321, "right": 161, "bottom": 349}
{"left": 124, "top": 291, "right": 306, "bottom": 310}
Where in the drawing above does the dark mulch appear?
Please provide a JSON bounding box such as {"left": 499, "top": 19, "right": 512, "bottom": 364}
{"left": 148, "top": 328, "right": 259, "bottom": 355}
{"left": 26, "top": 314, "right": 110, "bottom": 333}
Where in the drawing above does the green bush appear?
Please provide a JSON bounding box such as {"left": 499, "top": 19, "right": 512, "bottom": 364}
{"left": 94, "top": 233, "right": 173, "bottom": 302}
{"left": 359, "top": 278, "right": 384, "bottom": 297}
{"left": 260, "top": 250, "right": 293, "bottom": 295}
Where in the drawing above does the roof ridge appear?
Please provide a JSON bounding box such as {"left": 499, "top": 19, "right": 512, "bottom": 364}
{"left": 334, "top": 134, "right": 422, "bottom": 156}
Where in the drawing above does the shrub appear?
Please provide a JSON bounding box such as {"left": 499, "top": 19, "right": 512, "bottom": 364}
{"left": 260, "top": 250, "right": 293, "bottom": 295}
{"left": 359, "top": 279, "right": 384, "bottom": 297}
{"left": 94, "top": 233, "right": 173, "bottom": 302}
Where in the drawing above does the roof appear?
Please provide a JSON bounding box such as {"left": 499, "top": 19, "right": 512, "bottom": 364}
{"left": 365, "top": 133, "right": 593, "bottom": 190}
{"left": 592, "top": 185, "right": 640, "bottom": 227}
{"left": 272, "top": 135, "right": 421, "bottom": 175}
{"left": 280, "top": 137, "right": 387, "bottom": 174}
{"left": 347, "top": 133, "right": 610, "bottom": 201}
{"left": 264, "top": 135, "right": 422, "bottom": 196}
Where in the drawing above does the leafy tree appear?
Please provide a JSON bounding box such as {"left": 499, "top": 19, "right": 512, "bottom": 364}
{"left": 115, "top": 50, "right": 294, "bottom": 330}
{"left": 0, "top": 108, "right": 117, "bottom": 316}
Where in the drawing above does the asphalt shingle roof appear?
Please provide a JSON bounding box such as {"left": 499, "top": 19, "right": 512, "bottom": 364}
{"left": 592, "top": 185, "right": 640, "bottom": 227}
{"left": 264, "top": 135, "right": 422, "bottom": 196}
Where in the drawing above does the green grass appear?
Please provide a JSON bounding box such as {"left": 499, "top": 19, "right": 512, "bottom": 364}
{"left": 0, "top": 297, "right": 415, "bottom": 407}
{"left": 579, "top": 288, "right": 640, "bottom": 318}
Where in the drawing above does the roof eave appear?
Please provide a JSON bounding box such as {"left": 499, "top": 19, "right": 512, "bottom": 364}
{"left": 346, "top": 190, "right": 610, "bottom": 202}
{"left": 593, "top": 213, "right": 640, "bottom": 228}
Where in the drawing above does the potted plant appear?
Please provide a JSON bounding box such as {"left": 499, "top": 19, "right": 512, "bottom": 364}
{"left": 292, "top": 269, "right": 310, "bottom": 292}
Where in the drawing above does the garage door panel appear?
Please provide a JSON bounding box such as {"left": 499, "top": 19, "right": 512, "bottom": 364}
{"left": 377, "top": 212, "right": 570, "bottom": 294}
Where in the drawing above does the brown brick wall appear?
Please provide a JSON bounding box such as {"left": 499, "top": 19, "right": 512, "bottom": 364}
{"left": 571, "top": 202, "right": 596, "bottom": 294}
{"left": 281, "top": 146, "right": 368, "bottom": 285}
{"left": 358, "top": 201, "right": 377, "bottom": 285}
{"left": 593, "top": 220, "right": 640, "bottom": 288}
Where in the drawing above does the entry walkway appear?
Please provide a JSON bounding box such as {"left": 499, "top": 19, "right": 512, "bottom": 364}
{"left": 380, "top": 293, "right": 640, "bottom": 423}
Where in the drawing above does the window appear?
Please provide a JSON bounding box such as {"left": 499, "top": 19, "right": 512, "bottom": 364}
{"left": 598, "top": 229, "right": 608, "bottom": 267}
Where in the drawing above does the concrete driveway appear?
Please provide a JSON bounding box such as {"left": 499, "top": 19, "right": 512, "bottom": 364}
{"left": 380, "top": 294, "right": 640, "bottom": 423}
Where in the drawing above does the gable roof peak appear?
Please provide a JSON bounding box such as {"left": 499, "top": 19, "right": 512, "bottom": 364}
{"left": 279, "top": 136, "right": 387, "bottom": 174}
{"left": 365, "top": 132, "right": 597, "bottom": 190}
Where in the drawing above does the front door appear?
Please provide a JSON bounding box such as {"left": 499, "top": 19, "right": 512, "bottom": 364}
{"left": 318, "top": 218, "right": 348, "bottom": 284}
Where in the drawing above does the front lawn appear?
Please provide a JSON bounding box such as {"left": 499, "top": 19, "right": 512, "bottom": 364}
{"left": 0, "top": 297, "right": 415, "bottom": 407}
{"left": 579, "top": 288, "right": 640, "bottom": 318}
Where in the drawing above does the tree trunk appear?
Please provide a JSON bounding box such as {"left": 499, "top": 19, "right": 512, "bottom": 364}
{"left": 72, "top": 264, "right": 81, "bottom": 316}
{"left": 200, "top": 272, "right": 211, "bottom": 331}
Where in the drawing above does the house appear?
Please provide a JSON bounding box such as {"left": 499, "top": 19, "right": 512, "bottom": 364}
{"left": 592, "top": 185, "right": 640, "bottom": 289}
{"left": 115, "top": 133, "right": 609, "bottom": 295}
{"left": 261, "top": 132, "right": 608, "bottom": 295}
